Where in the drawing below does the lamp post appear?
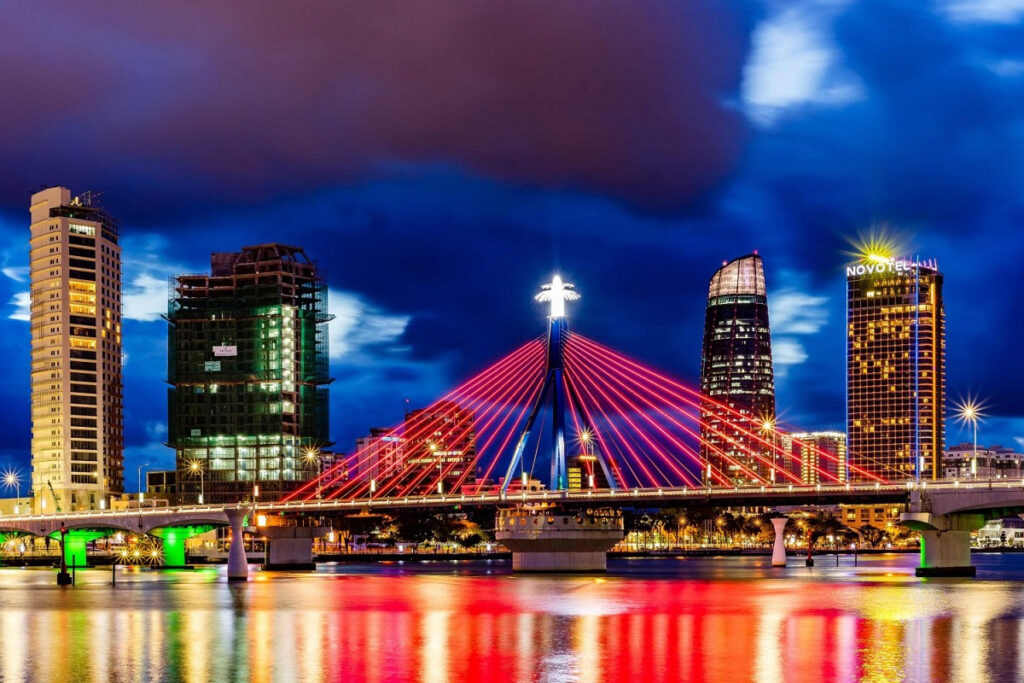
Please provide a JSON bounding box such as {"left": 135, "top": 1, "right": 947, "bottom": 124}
{"left": 955, "top": 398, "right": 985, "bottom": 480}
{"left": 188, "top": 460, "right": 205, "bottom": 505}
{"left": 304, "top": 447, "right": 322, "bottom": 501}
{"left": 138, "top": 463, "right": 149, "bottom": 505}
{"left": 760, "top": 417, "right": 776, "bottom": 485}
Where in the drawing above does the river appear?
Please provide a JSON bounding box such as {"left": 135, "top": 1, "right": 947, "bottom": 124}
{"left": 1, "top": 553, "right": 1023, "bottom": 682}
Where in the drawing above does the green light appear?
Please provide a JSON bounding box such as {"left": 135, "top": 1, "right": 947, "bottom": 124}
{"left": 48, "top": 529, "right": 108, "bottom": 568}
{"left": 150, "top": 525, "right": 217, "bottom": 567}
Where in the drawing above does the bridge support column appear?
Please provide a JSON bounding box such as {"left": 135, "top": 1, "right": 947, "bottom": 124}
{"left": 902, "top": 512, "right": 984, "bottom": 577}
{"left": 770, "top": 517, "right": 788, "bottom": 567}
{"left": 224, "top": 508, "right": 250, "bottom": 582}
{"left": 49, "top": 530, "right": 105, "bottom": 569}
{"left": 150, "top": 525, "right": 217, "bottom": 568}
{"left": 495, "top": 509, "right": 624, "bottom": 572}
{"left": 262, "top": 526, "right": 327, "bottom": 570}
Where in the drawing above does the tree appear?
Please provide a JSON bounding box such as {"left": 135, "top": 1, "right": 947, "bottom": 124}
{"left": 396, "top": 514, "right": 436, "bottom": 548}
{"left": 858, "top": 525, "right": 885, "bottom": 548}
{"left": 458, "top": 533, "right": 483, "bottom": 550}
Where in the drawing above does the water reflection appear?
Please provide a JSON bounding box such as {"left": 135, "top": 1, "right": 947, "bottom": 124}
{"left": 0, "top": 556, "right": 1023, "bottom": 681}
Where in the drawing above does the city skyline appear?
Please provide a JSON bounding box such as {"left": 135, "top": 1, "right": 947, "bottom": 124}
{"left": 0, "top": 2, "right": 1021, "bottom": 489}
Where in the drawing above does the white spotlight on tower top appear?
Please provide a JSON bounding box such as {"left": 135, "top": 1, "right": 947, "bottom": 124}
{"left": 535, "top": 275, "right": 580, "bottom": 319}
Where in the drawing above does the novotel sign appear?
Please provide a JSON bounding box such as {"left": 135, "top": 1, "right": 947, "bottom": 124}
{"left": 846, "top": 259, "right": 916, "bottom": 278}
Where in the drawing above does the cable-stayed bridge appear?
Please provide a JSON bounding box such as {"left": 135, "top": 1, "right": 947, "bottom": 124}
{"left": 0, "top": 276, "right": 1015, "bottom": 579}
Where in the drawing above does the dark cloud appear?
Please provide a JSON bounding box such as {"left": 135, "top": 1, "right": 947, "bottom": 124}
{"left": 0, "top": 1, "right": 749, "bottom": 216}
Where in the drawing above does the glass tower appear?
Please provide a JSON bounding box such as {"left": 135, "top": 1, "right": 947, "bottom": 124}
{"left": 699, "top": 253, "right": 775, "bottom": 485}
{"left": 167, "top": 244, "right": 331, "bottom": 503}
{"left": 29, "top": 187, "right": 124, "bottom": 512}
{"left": 846, "top": 256, "right": 945, "bottom": 480}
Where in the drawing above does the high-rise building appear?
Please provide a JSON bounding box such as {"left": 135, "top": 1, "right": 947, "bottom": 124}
{"left": 786, "top": 431, "right": 847, "bottom": 485}
{"left": 401, "top": 401, "right": 476, "bottom": 495}
{"left": 699, "top": 254, "right": 775, "bottom": 485}
{"left": 167, "top": 244, "right": 331, "bottom": 503}
{"left": 846, "top": 255, "right": 945, "bottom": 480}
{"left": 29, "top": 187, "right": 124, "bottom": 513}
{"left": 354, "top": 427, "right": 404, "bottom": 483}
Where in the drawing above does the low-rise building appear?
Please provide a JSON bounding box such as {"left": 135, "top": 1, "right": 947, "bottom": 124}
{"left": 977, "top": 517, "right": 1024, "bottom": 547}
{"left": 943, "top": 444, "right": 1024, "bottom": 480}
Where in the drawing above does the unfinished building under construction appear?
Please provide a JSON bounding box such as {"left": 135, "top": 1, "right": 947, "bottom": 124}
{"left": 167, "top": 244, "right": 332, "bottom": 504}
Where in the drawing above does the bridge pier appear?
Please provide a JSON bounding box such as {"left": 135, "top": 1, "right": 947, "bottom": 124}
{"left": 262, "top": 526, "right": 327, "bottom": 570}
{"left": 770, "top": 517, "right": 788, "bottom": 567}
{"left": 224, "top": 508, "right": 250, "bottom": 581}
{"left": 151, "top": 525, "right": 217, "bottom": 568}
{"left": 495, "top": 508, "right": 624, "bottom": 572}
{"left": 902, "top": 511, "right": 984, "bottom": 577}
{"left": 49, "top": 529, "right": 106, "bottom": 569}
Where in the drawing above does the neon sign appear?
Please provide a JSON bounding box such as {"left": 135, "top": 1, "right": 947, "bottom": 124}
{"left": 845, "top": 257, "right": 938, "bottom": 277}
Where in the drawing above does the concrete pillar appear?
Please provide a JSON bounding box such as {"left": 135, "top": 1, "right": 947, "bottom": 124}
{"left": 51, "top": 530, "right": 105, "bottom": 568}
{"left": 902, "top": 511, "right": 984, "bottom": 577}
{"left": 224, "top": 508, "right": 250, "bottom": 582}
{"left": 150, "top": 525, "right": 216, "bottom": 568}
{"left": 262, "top": 527, "right": 326, "bottom": 570}
{"left": 495, "top": 510, "right": 624, "bottom": 572}
{"left": 771, "top": 517, "right": 788, "bottom": 567}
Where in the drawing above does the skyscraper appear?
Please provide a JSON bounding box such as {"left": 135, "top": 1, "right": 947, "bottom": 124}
{"left": 29, "top": 187, "right": 124, "bottom": 512}
{"left": 167, "top": 244, "right": 331, "bottom": 503}
{"left": 699, "top": 253, "right": 775, "bottom": 485}
{"left": 846, "top": 255, "right": 945, "bottom": 480}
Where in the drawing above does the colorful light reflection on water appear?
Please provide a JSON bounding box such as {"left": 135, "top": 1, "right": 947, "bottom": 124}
{"left": 1, "top": 554, "right": 1024, "bottom": 681}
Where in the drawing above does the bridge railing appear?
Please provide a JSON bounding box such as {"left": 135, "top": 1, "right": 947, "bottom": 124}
{"left": 4, "top": 478, "right": 1023, "bottom": 522}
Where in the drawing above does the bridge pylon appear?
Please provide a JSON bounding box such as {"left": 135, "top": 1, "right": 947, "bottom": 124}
{"left": 500, "top": 276, "right": 616, "bottom": 494}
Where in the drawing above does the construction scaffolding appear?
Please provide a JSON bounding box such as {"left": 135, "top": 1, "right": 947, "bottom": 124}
{"left": 167, "top": 244, "right": 333, "bottom": 504}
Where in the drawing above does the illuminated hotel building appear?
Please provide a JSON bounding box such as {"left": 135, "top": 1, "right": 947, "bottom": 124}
{"left": 699, "top": 254, "right": 775, "bottom": 485}
{"left": 846, "top": 256, "right": 945, "bottom": 480}
{"left": 167, "top": 244, "right": 331, "bottom": 503}
{"left": 402, "top": 401, "right": 476, "bottom": 495}
{"left": 29, "top": 187, "right": 123, "bottom": 512}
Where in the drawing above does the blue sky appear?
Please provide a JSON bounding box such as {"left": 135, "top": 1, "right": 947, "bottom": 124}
{"left": 0, "top": 0, "right": 1022, "bottom": 489}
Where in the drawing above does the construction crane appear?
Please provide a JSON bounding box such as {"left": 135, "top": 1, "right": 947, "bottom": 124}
{"left": 46, "top": 480, "right": 62, "bottom": 513}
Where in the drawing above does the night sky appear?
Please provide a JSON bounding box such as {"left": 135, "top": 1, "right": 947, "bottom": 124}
{"left": 1, "top": 2, "right": 1022, "bottom": 490}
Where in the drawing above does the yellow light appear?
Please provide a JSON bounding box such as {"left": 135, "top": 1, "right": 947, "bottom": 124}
{"left": 953, "top": 396, "right": 987, "bottom": 428}
{"left": 579, "top": 429, "right": 592, "bottom": 444}
{"left": 845, "top": 226, "right": 905, "bottom": 265}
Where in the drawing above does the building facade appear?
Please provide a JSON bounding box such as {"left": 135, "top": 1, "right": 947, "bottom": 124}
{"left": 785, "top": 431, "right": 847, "bottom": 485}
{"left": 943, "top": 443, "right": 1024, "bottom": 480}
{"left": 699, "top": 254, "right": 775, "bottom": 485}
{"left": 846, "top": 256, "right": 945, "bottom": 480}
{"left": 167, "top": 244, "right": 331, "bottom": 503}
{"left": 401, "top": 401, "right": 476, "bottom": 495}
{"left": 29, "top": 187, "right": 123, "bottom": 512}
{"left": 354, "top": 428, "right": 404, "bottom": 483}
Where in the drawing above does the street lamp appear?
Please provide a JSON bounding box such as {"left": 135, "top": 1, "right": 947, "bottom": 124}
{"left": 759, "top": 417, "right": 776, "bottom": 484}
{"left": 2, "top": 469, "right": 20, "bottom": 497}
{"left": 954, "top": 397, "right": 986, "bottom": 480}
{"left": 138, "top": 463, "right": 149, "bottom": 505}
{"left": 188, "top": 460, "right": 205, "bottom": 505}
{"left": 303, "top": 447, "right": 322, "bottom": 500}
{"left": 427, "top": 441, "right": 443, "bottom": 495}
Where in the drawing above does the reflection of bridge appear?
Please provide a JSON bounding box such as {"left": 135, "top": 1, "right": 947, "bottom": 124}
{"left": 2, "top": 275, "right": 1014, "bottom": 579}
